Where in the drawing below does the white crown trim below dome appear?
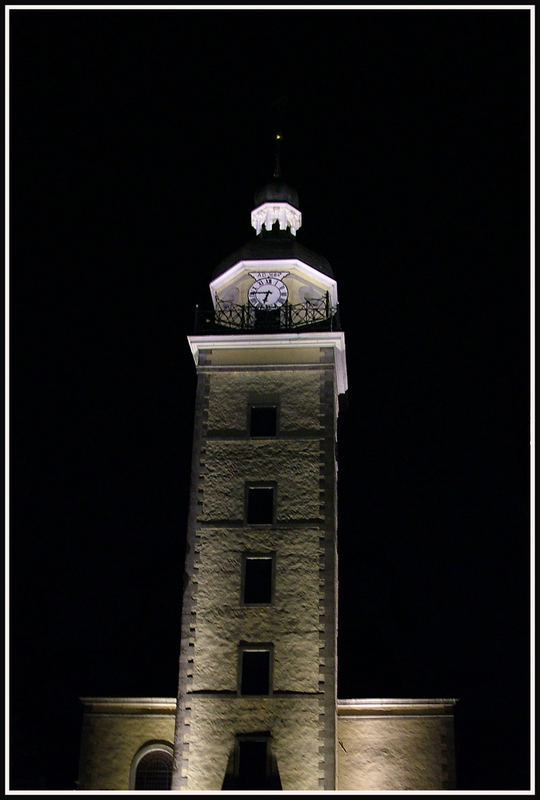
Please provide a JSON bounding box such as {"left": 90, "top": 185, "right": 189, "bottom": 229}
{"left": 251, "top": 202, "right": 302, "bottom": 235}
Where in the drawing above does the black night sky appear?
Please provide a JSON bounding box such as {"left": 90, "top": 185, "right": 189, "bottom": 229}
{"left": 9, "top": 6, "right": 531, "bottom": 792}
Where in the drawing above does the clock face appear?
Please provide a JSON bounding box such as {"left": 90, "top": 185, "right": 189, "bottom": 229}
{"left": 248, "top": 277, "right": 288, "bottom": 310}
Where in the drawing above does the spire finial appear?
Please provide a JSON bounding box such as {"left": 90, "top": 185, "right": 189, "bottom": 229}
{"left": 273, "top": 131, "right": 282, "bottom": 179}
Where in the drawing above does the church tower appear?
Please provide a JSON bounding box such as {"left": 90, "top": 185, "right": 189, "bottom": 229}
{"left": 172, "top": 140, "right": 347, "bottom": 791}
{"left": 76, "top": 144, "right": 456, "bottom": 794}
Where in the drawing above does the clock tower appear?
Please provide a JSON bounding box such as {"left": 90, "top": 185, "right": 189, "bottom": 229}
{"left": 171, "top": 150, "right": 347, "bottom": 791}
{"left": 77, "top": 147, "right": 456, "bottom": 794}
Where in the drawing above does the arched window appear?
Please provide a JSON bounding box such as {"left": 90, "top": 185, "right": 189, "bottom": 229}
{"left": 130, "top": 742, "right": 173, "bottom": 790}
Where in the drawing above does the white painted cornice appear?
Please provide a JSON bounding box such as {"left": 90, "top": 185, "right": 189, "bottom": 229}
{"left": 187, "top": 331, "right": 348, "bottom": 395}
{"left": 337, "top": 698, "right": 458, "bottom": 707}
{"left": 336, "top": 698, "right": 458, "bottom": 718}
{"left": 80, "top": 697, "right": 176, "bottom": 707}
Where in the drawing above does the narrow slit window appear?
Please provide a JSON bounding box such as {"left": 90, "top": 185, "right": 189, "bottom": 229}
{"left": 250, "top": 406, "right": 277, "bottom": 437}
{"left": 243, "top": 556, "right": 273, "bottom": 604}
{"left": 240, "top": 649, "right": 271, "bottom": 695}
{"left": 247, "top": 486, "right": 274, "bottom": 524}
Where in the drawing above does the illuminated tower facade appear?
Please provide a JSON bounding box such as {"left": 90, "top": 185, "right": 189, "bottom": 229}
{"left": 172, "top": 159, "right": 347, "bottom": 790}
{"left": 77, "top": 154, "right": 456, "bottom": 794}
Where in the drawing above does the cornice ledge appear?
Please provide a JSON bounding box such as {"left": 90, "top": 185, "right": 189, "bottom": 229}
{"left": 187, "top": 332, "right": 348, "bottom": 394}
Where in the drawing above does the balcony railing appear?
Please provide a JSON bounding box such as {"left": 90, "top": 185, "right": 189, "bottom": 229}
{"left": 194, "top": 295, "right": 340, "bottom": 334}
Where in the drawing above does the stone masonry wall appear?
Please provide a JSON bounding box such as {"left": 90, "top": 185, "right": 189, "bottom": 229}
{"left": 206, "top": 370, "right": 321, "bottom": 435}
{"left": 192, "top": 527, "right": 321, "bottom": 691}
{"left": 174, "top": 349, "right": 338, "bottom": 790}
{"left": 186, "top": 696, "right": 321, "bottom": 790}
{"left": 337, "top": 713, "right": 456, "bottom": 790}
{"left": 78, "top": 707, "right": 175, "bottom": 790}
{"left": 199, "top": 439, "right": 322, "bottom": 522}
{"left": 78, "top": 701, "right": 455, "bottom": 790}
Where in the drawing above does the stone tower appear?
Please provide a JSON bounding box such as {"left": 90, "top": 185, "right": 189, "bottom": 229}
{"left": 172, "top": 154, "right": 347, "bottom": 791}
{"left": 76, "top": 153, "right": 456, "bottom": 794}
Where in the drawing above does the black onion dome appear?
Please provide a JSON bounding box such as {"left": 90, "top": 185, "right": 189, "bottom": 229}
{"left": 253, "top": 179, "right": 300, "bottom": 210}
{"left": 212, "top": 225, "right": 334, "bottom": 280}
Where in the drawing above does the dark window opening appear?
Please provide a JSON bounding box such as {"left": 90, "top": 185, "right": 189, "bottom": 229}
{"left": 221, "top": 736, "right": 282, "bottom": 790}
{"left": 240, "top": 649, "right": 271, "bottom": 695}
{"left": 243, "top": 557, "right": 273, "bottom": 604}
{"left": 238, "top": 740, "right": 268, "bottom": 789}
{"left": 134, "top": 751, "right": 173, "bottom": 790}
{"left": 250, "top": 405, "right": 277, "bottom": 437}
{"left": 247, "top": 486, "right": 274, "bottom": 524}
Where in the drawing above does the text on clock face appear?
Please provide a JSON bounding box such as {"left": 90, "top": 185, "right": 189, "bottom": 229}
{"left": 248, "top": 277, "right": 289, "bottom": 309}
